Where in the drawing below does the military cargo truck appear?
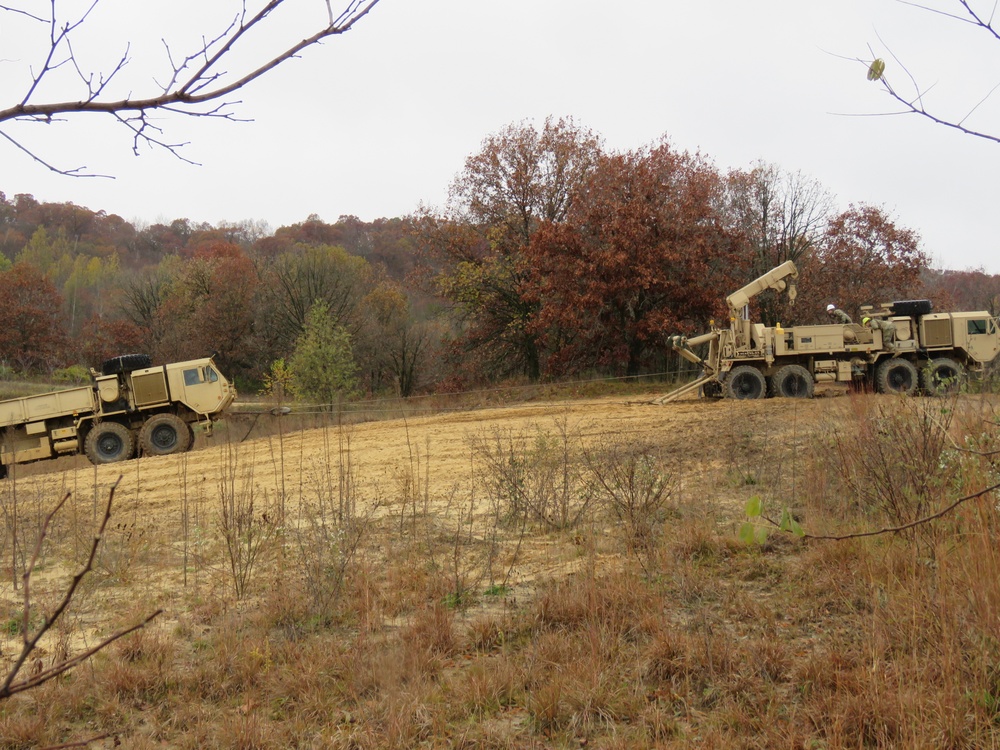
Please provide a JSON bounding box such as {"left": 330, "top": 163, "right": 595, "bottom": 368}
{"left": 665, "top": 262, "right": 1000, "bottom": 401}
{"left": 0, "top": 355, "right": 236, "bottom": 478}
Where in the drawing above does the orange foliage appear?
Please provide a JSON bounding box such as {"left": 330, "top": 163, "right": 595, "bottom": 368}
{"left": 527, "top": 142, "right": 746, "bottom": 377}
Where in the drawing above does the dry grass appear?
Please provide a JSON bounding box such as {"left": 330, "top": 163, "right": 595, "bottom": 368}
{"left": 1, "top": 392, "right": 1000, "bottom": 747}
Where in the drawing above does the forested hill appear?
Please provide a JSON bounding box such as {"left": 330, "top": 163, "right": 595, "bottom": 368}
{"left": 3, "top": 122, "right": 1000, "bottom": 398}
{"left": 0, "top": 193, "right": 418, "bottom": 280}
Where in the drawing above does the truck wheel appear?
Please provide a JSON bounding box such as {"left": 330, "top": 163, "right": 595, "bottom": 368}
{"left": 876, "top": 358, "right": 918, "bottom": 396}
{"left": 84, "top": 422, "right": 136, "bottom": 465}
{"left": 769, "top": 364, "right": 814, "bottom": 399}
{"left": 186, "top": 423, "right": 196, "bottom": 451}
{"left": 725, "top": 365, "right": 767, "bottom": 399}
{"left": 139, "top": 414, "right": 193, "bottom": 456}
{"left": 702, "top": 380, "right": 723, "bottom": 398}
{"left": 922, "top": 357, "right": 966, "bottom": 395}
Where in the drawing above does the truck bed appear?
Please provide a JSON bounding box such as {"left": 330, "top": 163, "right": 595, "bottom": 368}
{"left": 0, "top": 385, "right": 95, "bottom": 429}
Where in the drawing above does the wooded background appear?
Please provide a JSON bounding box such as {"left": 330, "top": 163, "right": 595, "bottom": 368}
{"left": 1, "top": 119, "right": 996, "bottom": 397}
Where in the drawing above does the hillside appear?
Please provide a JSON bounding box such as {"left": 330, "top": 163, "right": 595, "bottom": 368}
{"left": 7, "top": 391, "right": 819, "bottom": 541}
{"left": 1, "top": 390, "right": 999, "bottom": 748}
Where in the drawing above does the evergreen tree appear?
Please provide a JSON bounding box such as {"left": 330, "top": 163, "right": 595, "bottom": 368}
{"left": 289, "top": 301, "right": 358, "bottom": 407}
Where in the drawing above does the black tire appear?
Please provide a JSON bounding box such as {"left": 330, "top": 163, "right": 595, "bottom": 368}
{"left": 186, "top": 423, "right": 197, "bottom": 452}
{"left": 769, "top": 364, "right": 815, "bottom": 399}
{"left": 922, "top": 357, "right": 966, "bottom": 395}
{"left": 84, "top": 422, "right": 136, "bottom": 465}
{"left": 876, "top": 358, "right": 918, "bottom": 396}
{"left": 702, "top": 380, "right": 724, "bottom": 399}
{"left": 101, "top": 353, "right": 153, "bottom": 376}
{"left": 138, "top": 413, "right": 193, "bottom": 457}
{"left": 725, "top": 365, "right": 767, "bottom": 400}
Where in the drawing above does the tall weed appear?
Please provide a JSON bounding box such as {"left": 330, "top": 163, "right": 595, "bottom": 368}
{"left": 584, "top": 438, "right": 675, "bottom": 572}
{"left": 217, "top": 443, "right": 277, "bottom": 599}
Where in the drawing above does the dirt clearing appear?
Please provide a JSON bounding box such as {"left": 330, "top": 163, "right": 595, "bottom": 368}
{"left": 7, "top": 391, "right": 830, "bottom": 525}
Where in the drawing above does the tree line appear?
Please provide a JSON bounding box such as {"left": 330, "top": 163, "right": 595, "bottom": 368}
{"left": 1, "top": 118, "right": 998, "bottom": 400}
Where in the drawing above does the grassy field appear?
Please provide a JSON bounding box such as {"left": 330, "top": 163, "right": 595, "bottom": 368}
{"left": 0, "top": 390, "right": 998, "bottom": 748}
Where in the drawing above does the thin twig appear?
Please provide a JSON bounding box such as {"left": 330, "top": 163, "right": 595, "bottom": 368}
{"left": 795, "top": 480, "right": 1000, "bottom": 541}
{"left": 0, "top": 476, "right": 163, "bottom": 700}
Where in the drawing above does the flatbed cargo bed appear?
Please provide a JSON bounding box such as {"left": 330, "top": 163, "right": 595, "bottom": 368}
{"left": 0, "top": 386, "right": 95, "bottom": 430}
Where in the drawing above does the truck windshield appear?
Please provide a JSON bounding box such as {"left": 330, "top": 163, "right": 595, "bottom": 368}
{"left": 184, "top": 366, "right": 220, "bottom": 385}
{"left": 969, "top": 319, "right": 989, "bottom": 335}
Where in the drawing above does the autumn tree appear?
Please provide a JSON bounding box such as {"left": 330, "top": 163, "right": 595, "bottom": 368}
{"left": 803, "top": 204, "right": 928, "bottom": 318}
{"left": 16, "top": 226, "right": 124, "bottom": 335}
{"left": 78, "top": 316, "right": 145, "bottom": 367}
{"left": 527, "top": 140, "right": 744, "bottom": 378}
{"left": 724, "top": 163, "right": 833, "bottom": 325}
{"left": 0, "top": 264, "right": 68, "bottom": 372}
{"left": 61, "top": 252, "right": 123, "bottom": 333}
{"left": 256, "top": 244, "right": 374, "bottom": 361}
{"left": 153, "top": 244, "right": 260, "bottom": 375}
{"left": 119, "top": 262, "right": 175, "bottom": 347}
{"left": 354, "top": 280, "right": 437, "bottom": 397}
{"left": 921, "top": 267, "right": 1000, "bottom": 315}
{"left": 426, "top": 117, "right": 603, "bottom": 381}
{"left": 1, "top": 0, "right": 382, "bottom": 173}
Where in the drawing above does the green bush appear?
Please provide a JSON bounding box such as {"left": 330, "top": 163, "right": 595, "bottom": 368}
{"left": 52, "top": 364, "right": 92, "bottom": 383}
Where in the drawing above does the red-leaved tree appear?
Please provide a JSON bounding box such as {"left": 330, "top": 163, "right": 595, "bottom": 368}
{"left": 424, "top": 117, "right": 604, "bottom": 382}
{"left": 527, "top": 141, "right": 745, "bottom": 377}
{"left": 0, "top": 264, "right": 69, "bottom": 372}
{"left": 801, "top": 205, "right": 928, "bottom": 321}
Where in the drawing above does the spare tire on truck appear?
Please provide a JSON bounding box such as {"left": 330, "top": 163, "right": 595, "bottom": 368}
{"left": 101, "top": 354, "right": 153, "bottom": 376}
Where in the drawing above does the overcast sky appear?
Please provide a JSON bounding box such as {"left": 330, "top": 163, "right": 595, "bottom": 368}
{"left": 2, "top": 1, "right": 998, "bottom": 272}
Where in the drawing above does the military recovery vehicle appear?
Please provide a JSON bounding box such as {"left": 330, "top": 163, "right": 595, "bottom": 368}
{"left": 664, "top": 261, "right": 1000, "bottom": 401}
{"left": 0, "top": 355, "right": 236, "bottom": 478}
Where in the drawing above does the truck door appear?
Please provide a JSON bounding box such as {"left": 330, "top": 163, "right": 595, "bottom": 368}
{"left": 964, "top": 317, "right": 1000, "bottom": 364}
{"left": 180, "top": 364, "right": 231, "bottom": 415}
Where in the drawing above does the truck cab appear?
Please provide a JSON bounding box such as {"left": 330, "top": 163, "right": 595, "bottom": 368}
{"left": 1, "top": 355, "right": 236, "bottom": 478}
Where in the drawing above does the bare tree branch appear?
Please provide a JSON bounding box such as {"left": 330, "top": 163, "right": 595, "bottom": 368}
{"left": 795, "top": 479, "right": 1000, "bottom": 541}
{"left": 0, "top": 129, "right": 112, "bottom": 176}
{"left": 0, "top": 0, "right": 383, "bottom": 173}
{"left": 878, "top": 74, "right": 1000, "bottom": 143}
{"left": 0, "top": 4, "right": 47, "bottom": 23}
{"left": 862, "top": 1, "right": 1000, "bottom": 144}
{"left": 0, "top": 476, "right": 163, "bottom": 700}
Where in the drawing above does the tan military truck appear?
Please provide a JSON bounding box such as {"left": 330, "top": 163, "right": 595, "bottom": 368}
{"left": 0, "top": 354, "right": 236, "bottom": 478}
{"left": 666, "top": 261, "right": 1000, "bottom": 401}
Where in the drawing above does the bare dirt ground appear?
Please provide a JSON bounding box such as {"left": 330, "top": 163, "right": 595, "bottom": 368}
{"left": 8, "top": 390, "right": 830, "bottom": 531}
{"left": 8, "top": 389, "right": 1000, "bottom": 747}
{"left": 0, "top": 389, "right": 837, "bottom": 681}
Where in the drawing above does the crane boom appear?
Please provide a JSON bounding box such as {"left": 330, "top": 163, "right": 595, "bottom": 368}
{"left": 726, "top": 260, "right": 798, "bottom": 317}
